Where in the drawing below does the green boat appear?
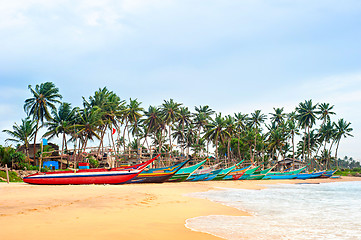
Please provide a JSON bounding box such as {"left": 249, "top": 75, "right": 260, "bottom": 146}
{"left": 266, "top": 165, "right": 308, "bottom": 176}
{"left": 245, "top": 174, "right": 266, "bottom": 180}
{"left": 167, "top": 159, "right": 207, "bottom": 182}
{"left": 245, "top": 166, "right": 274, "bottom": 180}
{"left": 239, "top": 166, "right": 261, "bottom": 180}
{"left": 253, "top": 167, "right": 274, "bottom": 175}
{"left": 211, "top": 160, "right": 244, "bottom": 181}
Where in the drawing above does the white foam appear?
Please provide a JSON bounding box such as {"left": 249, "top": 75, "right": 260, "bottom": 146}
{"left": 186, "top": 181, "right": 361, "bottom": 240}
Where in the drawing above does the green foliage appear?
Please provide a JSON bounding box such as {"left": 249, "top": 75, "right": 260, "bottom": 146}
{"left": 0, "top": 170, "right": 23, "bottom": 182}
{"left": 87, "top": 156, "right": 99, "bottom": 168}
{"left": 0, "top": 145, "right": 26, "bottom": 169}
{"left": 335, "top": 168, "right": 361, "bottom": 176}
{"left": 18, "top": 162, "right": 39, "bottom": 170}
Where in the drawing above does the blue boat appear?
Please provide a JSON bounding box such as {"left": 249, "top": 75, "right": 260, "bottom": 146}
{"left": 202, "top": 169, "right": 223, "bottom": 181}
{"left": 296, "top": 171, "right": 325, "bottom": 179}
{"left": 321, "top": 170, "right": 337, "bottom": 178}
{"left": 263, "top": 174, "right": 297, "bottom": 180}
{"left": 126, "top": 160, "right": 189, "bottom": 183}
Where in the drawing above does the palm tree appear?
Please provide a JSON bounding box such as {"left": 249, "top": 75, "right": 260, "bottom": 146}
{"left": 43, "top": 103, "right": 76, "bottom": 162}
{"left": 75, "top": 107, "right": 103, "bottom": 152}
{"left": 84, "top": 88, "right": 125, "bottom": 154}
{"left": 24, "top": 82, "right": 62, "bottom": 164}
{"left": 249, "top": 110, "right": 267, "bottom": 163}
{"left": 161, "top": 99, "right": 182, "bottom": 155}
{"left": 177, "top": 107, "right": 192, "bottom": 156}
{"left": 203, "top": 113, "right": 227, "bottom": 159}
{"left": 224, "top": 115, "right": 235, "bottom": 162}
{"left": 194, "top": 105, "right": 215, "bottom": 145}
{"left": 122, "top": 99, "right": 144, "bottom": 154}
{"left": 296, "top": 99, "right": 318, "bottom": 162}
{"left": 317, "top": 103, "right": 335, "bottom": 126}
{"left": 3, "top": 118, "right": 37, "bottom": 163}
{"left": 234, "top": 112, "right": 248, "bottom": 158}
{"left": 141, "top": 106, "right": 162, "bottom": 154}
{"left": 333, "top": 119, "right": 353, "bottom": 168}
{"left": 270, "top": 107, "right": 286, "bottom": 126}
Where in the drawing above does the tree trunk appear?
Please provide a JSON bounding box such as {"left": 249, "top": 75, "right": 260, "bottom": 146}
{"left": 253, "top": 128, "right": 257, "bottom": 162}
{"left": 97, "top": 124, "right": 107, "bottom": 158}
{"left": 169, "top": 125, "right": 172, "bottom": 157}
{"left": 335, "top": 140, "right": 340, "bottom": 169}
{"left": 302, "top": 129, "right": 306, "bottom": 162}
{"left": 307, "top": 127, "right": 311, "bottom": 165}
{"left": 123, "top": 120, "right": 128, "bottom": 154}
{"left": 33, "top": 120, "right": 39, "bottom": 166}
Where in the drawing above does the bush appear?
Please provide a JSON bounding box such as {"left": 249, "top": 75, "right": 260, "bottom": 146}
{"left": 0, "top": 145, "right": 26, "bottom": 169}
{"left": 0, "top": 170, "right": 23, "bottom": 182}
{"left": 88, "top": 156, "right": 99, "bottom": 168}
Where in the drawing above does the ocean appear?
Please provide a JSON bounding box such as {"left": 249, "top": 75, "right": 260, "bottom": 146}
{"left": 186, "top": 181, "right": 361, "bottom": 240}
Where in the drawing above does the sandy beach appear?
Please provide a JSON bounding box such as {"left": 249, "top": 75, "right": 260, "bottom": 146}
{"left": 1, "top": 177, "right": 360, "bottom": 240}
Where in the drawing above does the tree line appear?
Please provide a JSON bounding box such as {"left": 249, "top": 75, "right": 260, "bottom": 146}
{"left": 2, "top": 82, "right": 354, "bottom": 169}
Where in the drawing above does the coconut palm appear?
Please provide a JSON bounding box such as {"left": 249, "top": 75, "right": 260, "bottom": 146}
{"left": 296, "top": 99, "right": 318, "bottom": 162}
{"left": 122, "top": 99, "right": 144, "bottom": 153}
{"left": 3, "top": 118, "right": 37, "bottom": 163}
{"left": 161, "top": 99, "right": 182, "bottom": 155}
{"left": 141, "top": 105, "right": 162, "bottom": 153}
{"left": 43, "top": 103, "right": 76, "bottom": 159}
{"left": 75, "top": 107, "right": 103, "bottom": 152}
{"left": 204, "top": 113, "right": 227, "bottom": 159}
{"left": 194, "top": 105, "right": 215, "bottom": 145}
{"left": 249, "top": 110, "right": 267, "bottom": 163}
{"left": 177, "top": 107, "right": 192, "bottom": 155}
{"left": 234, "top": 112, "right": 248, "bottom": 158}
{"left": 270, "top": 107, "right": 286, "bottom": 126}
{"left": 224, "top": 115, "right": 235, "bottom": 162}
{"left": 24, "top": 82, "right": 62, "bottom": 164}
{"left": 84, "top": 88, "right": 125, "bottom": 153}
{"left": 333, "top": 119, "right": 353, "bottom": 168}
{"left": 317, "top": 103, "right": 335, "bottom": 126}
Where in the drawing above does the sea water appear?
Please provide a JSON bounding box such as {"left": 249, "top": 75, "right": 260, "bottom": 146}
{"left": 186, "top": 181, "right": 361, "bottom": 240}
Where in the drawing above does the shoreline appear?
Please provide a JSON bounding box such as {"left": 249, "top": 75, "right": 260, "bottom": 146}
{"left": 1, "top": 177, "right": 360, "bottom": 240}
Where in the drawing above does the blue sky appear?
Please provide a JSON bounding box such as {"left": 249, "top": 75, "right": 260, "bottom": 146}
{"left": 0, "top": 0, "right": 360, "bottom": 160}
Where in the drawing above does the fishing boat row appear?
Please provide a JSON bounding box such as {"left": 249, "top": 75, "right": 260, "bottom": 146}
{"left": 22, "top": 155, "right": 338, "bottom": 185}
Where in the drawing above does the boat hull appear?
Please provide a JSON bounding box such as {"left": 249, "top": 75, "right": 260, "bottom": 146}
{"left": 263, "top": 174, "right": 297, "bottom": 180}
{"left": 296, "top": 172, "right": 324, "bottom": 179}
{"left": 126, "top": 160, "right": 189, "bottom": 184}
{"left": 168, "top": 160, "right": 207, "bottom": 182}
{"left": 23, "top": 155, "right": 159, "bottom": 185}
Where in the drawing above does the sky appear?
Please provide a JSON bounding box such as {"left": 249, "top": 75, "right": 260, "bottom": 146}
{"left": 0, "top": 0, "right": 360, "bottom": 160}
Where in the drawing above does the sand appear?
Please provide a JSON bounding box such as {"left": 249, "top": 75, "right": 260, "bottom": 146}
{"left": 1, "top": 177, "right": 360, "bottom": 240}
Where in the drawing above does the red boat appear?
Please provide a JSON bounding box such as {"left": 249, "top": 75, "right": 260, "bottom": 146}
{"left": 23, "top": 154, "right": 160, "bottom": 185}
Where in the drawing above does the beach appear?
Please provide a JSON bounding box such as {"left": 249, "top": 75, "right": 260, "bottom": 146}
{"left": 1, "top": 177, "right": 360, "bottom": 240}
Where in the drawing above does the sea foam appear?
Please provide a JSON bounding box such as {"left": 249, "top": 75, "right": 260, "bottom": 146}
{"left": 186, "top": 181, "right": 361, "bottom": 240}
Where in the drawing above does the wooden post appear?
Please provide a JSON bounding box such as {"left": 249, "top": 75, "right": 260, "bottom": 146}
{"left": 5, "top": 164, "right": 9, "bottom": 184}
{"left": 39, "top": 141, "right": 43, "bottom": 172}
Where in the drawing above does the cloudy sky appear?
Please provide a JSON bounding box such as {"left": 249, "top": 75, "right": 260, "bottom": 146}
{"left": 0, "top": 0, "right": 360, "bottom": 160}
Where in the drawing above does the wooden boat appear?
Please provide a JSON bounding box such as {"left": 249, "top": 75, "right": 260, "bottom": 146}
{"left": 245, "top": 174, "right": 266, "bottom": 180}
{"left": 186, "top": 163, "right": 221, "bottom": 181}
{"left": 295, "top": 171, "right": 325, "bottom": 180}
{"left": 210, "top": 161, "right": 244, "bottom": 181}
{"left": 245, "top": 166, "right": 274, "bottom": 180}
{"left": 223, "top": 165, "right": 251, "bottom": 180}
{"left": 126, "top": 160, "right": 189, "bottom": 184}
{"left": 266, "top": 166, "right": 308, "bottom": 176}
{"left": 167, "top": 159, "right": 207, "bottom": 182}
{"left": 320, "top": 170, "right": 337, "bottom": 178}
{"left": 239, "top": 166, "right": 261, "bottom": 180}
{"left": 263, "top": 174, "right": 297, "bottom": 180}
{"left": 202, "top": 169, "right": 223, "bottom": 181}
{"left": 23, "top": 154, "right": 160, "bottom": 185}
